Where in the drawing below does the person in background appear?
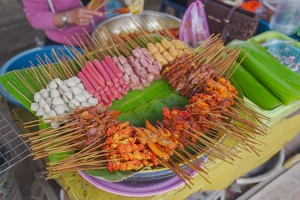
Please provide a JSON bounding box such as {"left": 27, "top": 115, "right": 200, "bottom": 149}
{"left": 22, "top": 0, "right": 105, "bottom": 46}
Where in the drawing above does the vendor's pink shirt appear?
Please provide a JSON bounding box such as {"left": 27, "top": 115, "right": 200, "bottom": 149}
{"left": 22, "top": 0, "right": 105, "bottom": 45}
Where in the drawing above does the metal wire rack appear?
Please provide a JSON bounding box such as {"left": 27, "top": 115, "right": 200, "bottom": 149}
{"left": 0, "top": 109, "right": 31, "bottom": 174}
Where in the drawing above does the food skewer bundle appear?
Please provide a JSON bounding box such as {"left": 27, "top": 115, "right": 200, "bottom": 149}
{"left": 1, "top": 18, "right": 270, "bottom": 186}
{"left": 22, "top": 73, "right": 266, "bottom": 185}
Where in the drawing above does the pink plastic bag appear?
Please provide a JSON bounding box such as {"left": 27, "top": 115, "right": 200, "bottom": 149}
{"left": 179, "top": 0, "right": 210, "bottom": 47}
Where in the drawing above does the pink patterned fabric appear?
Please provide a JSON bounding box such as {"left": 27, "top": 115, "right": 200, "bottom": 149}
{"left": 22, "top": 0, "right": 105, "bottom": 45}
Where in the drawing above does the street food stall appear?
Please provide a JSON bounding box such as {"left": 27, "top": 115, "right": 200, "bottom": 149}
{"left": 0, "top": 0, "right": 300, "bottom": 199}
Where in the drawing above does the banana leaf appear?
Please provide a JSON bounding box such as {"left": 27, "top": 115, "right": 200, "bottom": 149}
{"left": 0, "top": 67, "right": 189, "bottom": 181}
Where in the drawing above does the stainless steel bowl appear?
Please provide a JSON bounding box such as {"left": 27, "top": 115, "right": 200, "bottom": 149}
{"left": 93, "top": 10, "right": 181, "bottom": 38}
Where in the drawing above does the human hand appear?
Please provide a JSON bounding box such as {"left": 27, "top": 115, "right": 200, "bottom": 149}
{"left": 66, "top": 7, "right": 103, "bottom": 26}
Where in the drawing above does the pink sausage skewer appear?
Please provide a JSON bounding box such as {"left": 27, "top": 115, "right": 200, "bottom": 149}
{"left": 107, "top": 94, "right": 115, "bottom": 102}
{"left": 110, "top": 87, "right": 118, "bottom": 95}
{"left": 104, "top": 56, "right": 123, "bottom": 79}
{"left": 82, "top": 68, "right": 101, "bottom": 91}
{"left": 78, "top": 72, "right": 95, "bottom": 95}
{"left": 118, "top": 79, "right": 126, "bottom": 86}
{"left": 101, "top": 60, "right": 119, "bottom": 84}
{"left": 93, "top": 59, "right": 113, "bottom": 87}
{"left": 85, "top": 61, "right": 105, "bottom": 86}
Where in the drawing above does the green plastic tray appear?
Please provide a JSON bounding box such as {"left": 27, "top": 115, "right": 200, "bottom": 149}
{"left": 248, "top": 31, "right": 300, "bottom": 49}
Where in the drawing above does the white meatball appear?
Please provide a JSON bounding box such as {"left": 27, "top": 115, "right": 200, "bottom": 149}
{"left": 48, "top": 110, "right": 57, "bottom": 118}
{"left": 48, "top": 80, "right": 58, "bottom": 89}
{"left": 39, "top": 98, "right": 46, "bottom": 107}
{"left": 81, "top": 102, "right": 91, "bottom": 108}
{"left": 71, "top": 87, "right": 81, "bottom": 95}
{"left": 82, "top": 90, "right": 92, "bottom": 99}
{"left": 68, "top": 101, "right": 76, "bottom": 110}
{"left": 54, "top": 78, "right": 63, "bottom": 86}
{"left": 51, "top": 122, "right": 60, "bottom": 129}
{"left": 42, "top": 114, "right": 51, "bottom": 123}
{"left": 63, "top": 104, "right": 71, "bottom": 113}
{"left": 62, "top": 95, "right": 70, "bottom": 103}
{"left": 75, "top": 95, "right": 86, "bottom": 103}
{"left": 70, "top": 99, "right": 80, "bottom": 107}
{"left": 59, "top": 85, "right": 69, "bottom": 92}
{"left": 45, "top": 97, "right": 52, "bottom": 107}
{"left": 54, "top": 105, "right": 65, "bottom": 115}
{"left": 73, "top": 76, "right": 81, "bottom": 84}
{"left": 50, "top": 89, "right": 60, "bottom": 98}
{"left": 53, "top": 97, "right": 64, "bottom": 106}
{"left": 30, "top": 103, "right": 39, "bottom": 112}
{"left": 39, "top": 89, "right": 49, "bottom": 99}
{"left": 36, "top": 107, "right": 45, "bottom": 117}
{"left": 87, "top": 97, "right": 98, "bottom": 106}
{"left": 34, "top": 93, "right": 42, "bottom": 102}
{"left": 77, "top": 83, "right": 85, "bottom": 89}
{"left": 67, "top": 78, "right": 77, "bottom": 87}
{"left": 65, "top": 91, "right": 73, "bottom": 100}
{"left": 43, "top": 104, "right": 51, "bottom": 114}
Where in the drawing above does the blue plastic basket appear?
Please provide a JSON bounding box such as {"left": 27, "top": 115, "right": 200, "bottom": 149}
{"left": 0, "top": 45, "right": 81, "bottom": 108}
{"left": 266, "top": 41, "right": 300, "bottom": 74}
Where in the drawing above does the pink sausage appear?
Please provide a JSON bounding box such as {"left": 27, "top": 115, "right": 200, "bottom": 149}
{"left": 104, "top": 86, "right": 110, "bottom": 92}
{"left": 100, "top": 93, "right": 110, "bottom": 104}
{"left": 82, "top": 68, "right": 101, "bottom": 91}
{"left": 92, "top": 59, "right": 113, "bottom": 87}
{"left": 98, "top": 90, "right": 105, "bottom": 95}
{"left": 107, "top": 94, "right": 115, "bottom": 101}
{"left": 101, "top": 60, "right": 119, "bottom": 84}
{"left": 78, "top": 72, "right": 95, "bottom": 95}
{"left": 114, "top": 93, "right": 123, "bottom": 100}
{"left": 117, "top": 87, "right": 126, "bottom": 95}
{"left": 104, "top": 56, "right": 123, "bottom": 79}
{"left": 105, "top": 90, "right": 112, "bottom": 96}
{"left": 118, "top": 79, "right": 126, "bottom": 86}
{"left": 85, "top": 61, "right": 105, "bottom": 86}
{"left": 110, "top": 87, "right": 118, "bottom": 95}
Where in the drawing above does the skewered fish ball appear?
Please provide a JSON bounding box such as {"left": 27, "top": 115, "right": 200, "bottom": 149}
{"left": 36, "top": 107, "right": 45, "bottom": 117}
{"left": 68, "top": 101, "right": 76, "bottom": 109}
{"left": 45, "top": 97, "right": 52, "bottom": 107}
{"left": 77, "top": 83, "right": 85, "bottom": 89}
{"left": 48, "top": 80, "right": 58, "bottom": 89}
{"left": 48, "top": 110, "right": 57, "bottom": 118}
{"left": 59, "top": 85, "right": 69, "bottom": 92}
{"left": 54, "top": 105, "right": 65, "bottom": 115}
{"left": 67, "top": 78, "right": 77, "bottom": 87}
{"left": 44, "top": 104, "right": 51, "bottom": 114}
{"left": 75, "top": 95, "right": 86, "bottom": 103}
{"left": 62, "top": 95, "right": 70, "bottom": 103}
{"left": 30, "top": 103, "right": 39, "bottom": 112}
{"left": 87, "top": 97, "right": 98, "bottom": 106}
{"left": 34, "top": 93, "right": 42, "bottom": 102}
{"left": 42, "top": 114, "right": 51, "bottom": 123}
{"left": 52, "top": 97, "right": 64, "bottom": 106}
{"left": 51, "top": 122, "right": 60, "bottom": 129}
{"left": 39, "top": 98, "right": 46, "bottom": 107}
{"left": 51, "top": 89, "right": 60, "bottom": 98}
{"left": 71, "top": 87, "right": 81, "bottom": 95}
{"left": 64, "top": 91, "right": 73, "bottom": 100}
{"left": 40, "top": 89, "right": 49, "bottom": 99}
{"left": 70, "top": 99, "right": 80, "bottom": 107}
{"left": 81, "top": 102, "right": 91, "bottom": 108}
{"left": 73, "top": 76, "right": 81, "bottom": 84}
{"left": 54, "top": 78, "right": 63, "bottom": 85}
